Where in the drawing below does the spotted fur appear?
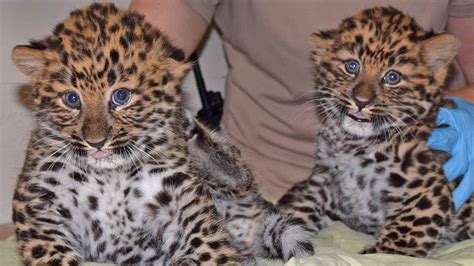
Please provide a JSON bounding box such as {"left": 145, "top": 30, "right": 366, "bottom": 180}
{"left": 186, "top": 119, "right": 314, "bottom": 261}
{"left": 11, "top": 3, "right": 253, "bottom": 265}
{"left": 277, "top": 7, "right": 473, "bottom": 257}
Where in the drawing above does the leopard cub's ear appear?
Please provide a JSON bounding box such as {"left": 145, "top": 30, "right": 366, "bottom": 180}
{"left": 11, "top": 45, "right": 48, "bottom": 82}
{"left": 310, "top": 31, "right": 336, "bottom": 52}
{"left": 310, "top": 30, "right": 338, "bottom": 64}
{"left": 421, "top": 33, "right": 460, "bottom": 78}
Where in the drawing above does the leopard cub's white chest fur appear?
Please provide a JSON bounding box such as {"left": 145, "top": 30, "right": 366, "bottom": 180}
{"left": 318, "top": 139, "right": 393, "bottom": 233}
{"left": 38, "top": 162, "right": 181, "bottom": 261}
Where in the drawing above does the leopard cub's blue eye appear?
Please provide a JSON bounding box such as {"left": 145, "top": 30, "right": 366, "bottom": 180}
{"left": 344, "top": 60, "right": 360, "bottom": 75}
{"left": 111, "top": 88, "right": 131, "bottom": 106}
{"left": 383, "top": 70, "right": 401, "bottom": 85}
{"left": 63, "top": 92, "right": 81, "bottom": 109}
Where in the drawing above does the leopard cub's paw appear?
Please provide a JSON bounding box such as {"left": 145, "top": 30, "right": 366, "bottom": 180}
{"left": 360, "top": 244, "right": 425, "bottom": 257}
{"left": 360, "top": 246, "right": 378, "bottom": 254}
{"left": 172, "top": 258, "right": 198, "bottom": 266}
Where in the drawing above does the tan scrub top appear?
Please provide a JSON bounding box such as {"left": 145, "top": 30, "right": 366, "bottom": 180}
{"left": 184, "top": 0, "right": 474, "bottom": 198}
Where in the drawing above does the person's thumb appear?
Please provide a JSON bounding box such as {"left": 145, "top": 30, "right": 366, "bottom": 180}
{"left": 453, "top": 164, "right": 474, "bottom": 211}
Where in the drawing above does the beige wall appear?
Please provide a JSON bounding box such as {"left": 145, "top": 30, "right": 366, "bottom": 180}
{"left": 0, "top": 0, "right": 227, "bottom": 224}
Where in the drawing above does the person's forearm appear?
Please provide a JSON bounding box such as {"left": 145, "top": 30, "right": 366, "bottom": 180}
{"left": 445, "top": 84, "right": 474, "bottom": 103}
{"left": 446, "top": 16, "right": 474, "bottom": 103}
{"left": 447, "top": 17, "right": 474, "bottom": 83}
{"left": 130, "top": 0, "right": 209, "bottom": 59}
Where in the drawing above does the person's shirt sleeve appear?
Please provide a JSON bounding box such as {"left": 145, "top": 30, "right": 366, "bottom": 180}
{"left": 449, "top": 0, "right": 474, "bottom": 17}
{"left": 183, "top": 0, "right": 220, "bottom": 23}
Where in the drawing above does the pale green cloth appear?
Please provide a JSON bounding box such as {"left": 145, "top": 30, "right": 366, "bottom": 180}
{"left": 286, "top": 222, "right": 474, "bottom": 266}
{"left": 2, "top": 222, "right": 473, "bottom": 265}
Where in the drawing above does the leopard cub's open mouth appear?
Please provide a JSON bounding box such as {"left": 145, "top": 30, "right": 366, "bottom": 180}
{"left": 347, "top": 111, "right": 371, "bottom": 123}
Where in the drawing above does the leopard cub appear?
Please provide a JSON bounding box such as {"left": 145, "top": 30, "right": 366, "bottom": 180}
{"left": 11, "top": 3, "right": 252, "bottom": 265}
{"left": 277, "top": 7, "right": 473, "bottom": 257}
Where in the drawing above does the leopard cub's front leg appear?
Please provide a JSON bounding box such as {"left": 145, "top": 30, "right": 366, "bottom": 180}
{"left": 272, "top": 169, "right": 340, "bottom": 260}
{"left": 13, "top": 184, "right": 83, "bottom": 266}
{"left": 361, "top": 174, "right": 453, "bottom": 256}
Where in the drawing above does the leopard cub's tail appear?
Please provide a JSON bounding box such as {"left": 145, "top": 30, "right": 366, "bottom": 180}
{"left": 254, "top": 210, "right": 314, "bottom": 261}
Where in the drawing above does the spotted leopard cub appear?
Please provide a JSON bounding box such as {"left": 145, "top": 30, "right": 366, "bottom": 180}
{"left": 277, "top": 7, "right": 473, "bottom": 257}
{"left": 11, "top": 3, "right": 252, "bottom": 265}
{"left": 186, "top": 118, "right": 314, "bottom": 261}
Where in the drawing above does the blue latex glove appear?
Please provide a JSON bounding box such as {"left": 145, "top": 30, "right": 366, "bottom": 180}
{"left": 428, "top": 97, "right": 474, "bottom": 211}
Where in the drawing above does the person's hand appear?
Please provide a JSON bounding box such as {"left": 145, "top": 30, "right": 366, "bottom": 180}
{"left": 428, "top": 97, "right": 474, "bottom": 210}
